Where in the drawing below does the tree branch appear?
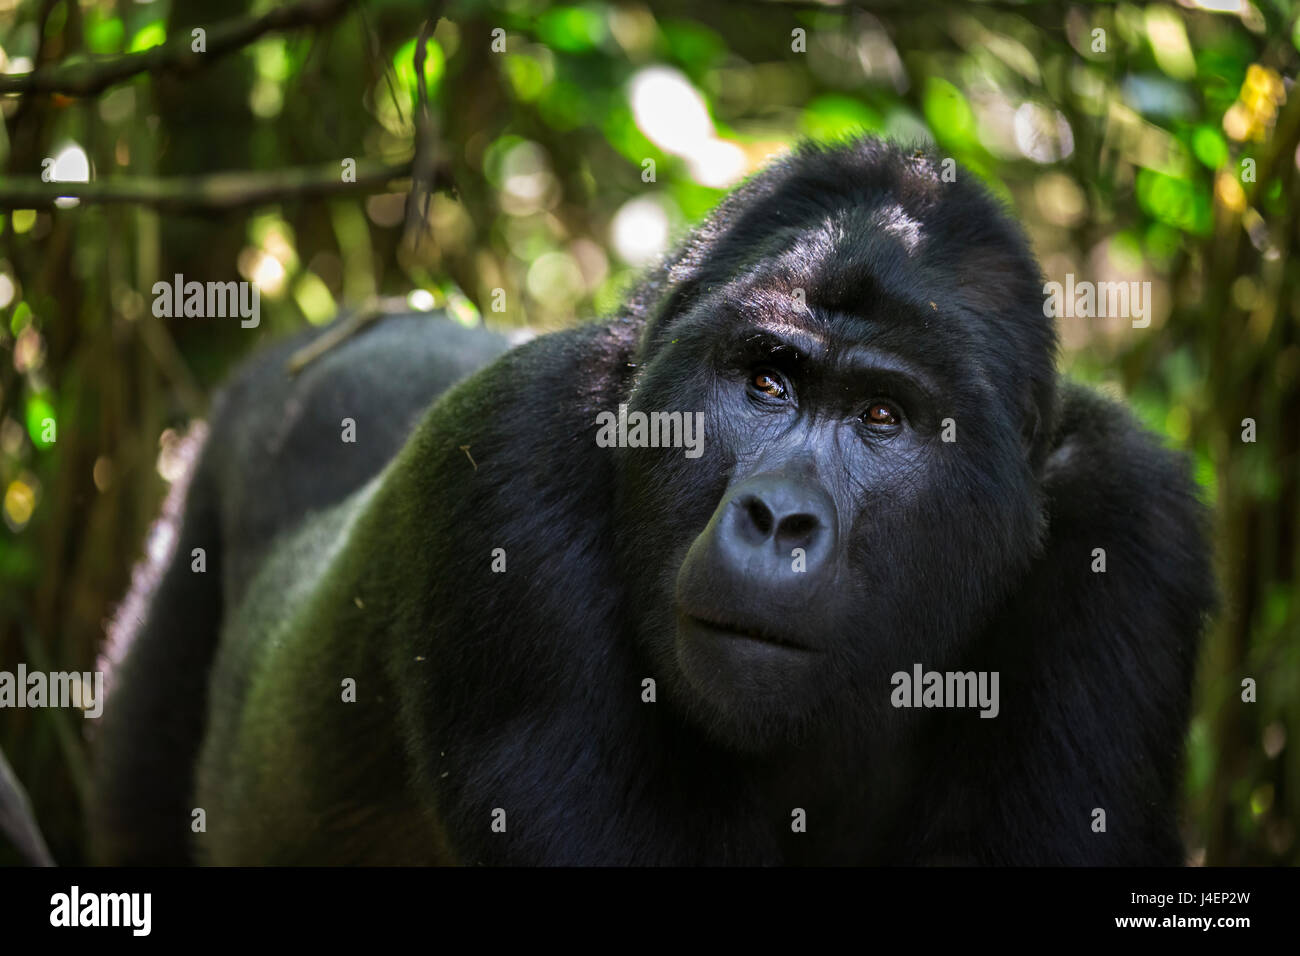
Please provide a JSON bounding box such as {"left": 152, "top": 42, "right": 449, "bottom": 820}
{"left": 0, "top": 0, "right": 355, "bottom": 98}
{"left": 404, "top": 15, "right": 441, "bottom": 248}
{"left": 0, "top": 158, "right": 430, "bottom": 212}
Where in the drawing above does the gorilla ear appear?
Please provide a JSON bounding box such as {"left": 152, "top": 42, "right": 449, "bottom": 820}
{"left": 1024, "top": 380, "right": 1060, "bottom": 474}
{"left": 1023, "top": 405, "right": 1044, "bottom": 469}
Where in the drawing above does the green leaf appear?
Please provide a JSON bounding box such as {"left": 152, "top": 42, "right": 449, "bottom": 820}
{"left": 86, "top": 14, "right": 125, "bottom": 54}
{"left": 922, "top": 78, "right": 978, "bottom": 151}
{"left": 537, "top": 5, "right": 608, "bottom": 53}
{"left": 799, "top": 95, "right": 882, "bottom": 143}
{"left": 128, "top": 21, "right": 166, "bottom": 54}
{"left": 1136, "top": 168, "right": 1212, "bottom": 236}
{"left": 659, "top": 20, "right": 725, "bottom": 70}
{"left": 393, "top": 36, "right": 445, "bottom": 103}
{"left": 1191, "top": 125, "right": 1228, "bottom": 170}
{"left": 25, "top": 394, "right": 56, "bottom": 449}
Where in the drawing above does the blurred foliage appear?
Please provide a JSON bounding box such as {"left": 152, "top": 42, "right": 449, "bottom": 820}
{"left": 0, "top": 0, "right": 1297, "bottom": 865}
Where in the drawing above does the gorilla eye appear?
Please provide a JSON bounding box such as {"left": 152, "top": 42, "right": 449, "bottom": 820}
{"left": 751, "top": 369, "right": 787, "bottom": 400}
{"left": 864, "top": 402, "right": 900, "bottom": 427}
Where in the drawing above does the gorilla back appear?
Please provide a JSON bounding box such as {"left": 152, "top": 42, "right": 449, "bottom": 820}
{"left": 91, "top": 315, "right": 510, "bottom": 864}
{"left": 94, "top": 138, "right": 1213, "bottom": 865}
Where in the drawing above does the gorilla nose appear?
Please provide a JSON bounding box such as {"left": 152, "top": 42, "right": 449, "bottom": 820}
{"left": 720, "top": 474, "right": 836, "bottom": 582}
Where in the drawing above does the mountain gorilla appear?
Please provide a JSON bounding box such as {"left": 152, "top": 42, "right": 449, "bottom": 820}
{"left": 92, "top": 138, "right": 1213, "bottom": 865}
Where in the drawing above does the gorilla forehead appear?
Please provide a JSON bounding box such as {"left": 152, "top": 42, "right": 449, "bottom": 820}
{"left": 634, "top": 138, "right": 1058, "bottom": 446}
{"left": 643, "top": 140, "right": 1043, "bottom": 317}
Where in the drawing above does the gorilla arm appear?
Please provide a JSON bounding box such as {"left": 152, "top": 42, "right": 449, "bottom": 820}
{"left": 904, "top": 383, "right": 1213, "bottom": 865}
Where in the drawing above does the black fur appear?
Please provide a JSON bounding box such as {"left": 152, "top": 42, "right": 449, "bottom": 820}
{"left": 91, "top": 316, "right": 509, "bottom": 864}
{"left": 92, "top": 138, "right": 1213, "bottom": 865}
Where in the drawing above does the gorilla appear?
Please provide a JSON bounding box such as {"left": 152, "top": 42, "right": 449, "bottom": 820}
{"left": 92, "top": 138, "right": 1213, "bottom": 865}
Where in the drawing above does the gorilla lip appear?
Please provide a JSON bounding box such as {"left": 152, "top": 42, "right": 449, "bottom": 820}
{"left": 682, "top": 614, "right": 820, "bottom": 653}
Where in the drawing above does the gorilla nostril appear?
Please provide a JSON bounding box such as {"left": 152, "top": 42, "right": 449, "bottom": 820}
{"left": 776, "top": 512, "right": 819, "bottom": 546}
{"left": 745, "top": 496, "right": 774, "bottom": 537}
{"left": 722, "top": 479, "right": 835, "bottom": 561}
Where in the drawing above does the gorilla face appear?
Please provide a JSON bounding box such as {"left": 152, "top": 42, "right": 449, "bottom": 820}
{"left": 618, "top": 289, "right": 1043, "bottom": 750}
{"left": 613, "top": 150, "right": 1056, "bottom": 750}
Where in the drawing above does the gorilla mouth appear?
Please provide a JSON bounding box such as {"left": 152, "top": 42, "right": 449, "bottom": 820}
{"left": 684, "top": 614, "right": 820, "bottom": 653}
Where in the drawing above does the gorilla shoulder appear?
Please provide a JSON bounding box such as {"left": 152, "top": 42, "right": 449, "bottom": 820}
{"left": 1043, "top": 381, "right": 1213, "bottom": 607}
